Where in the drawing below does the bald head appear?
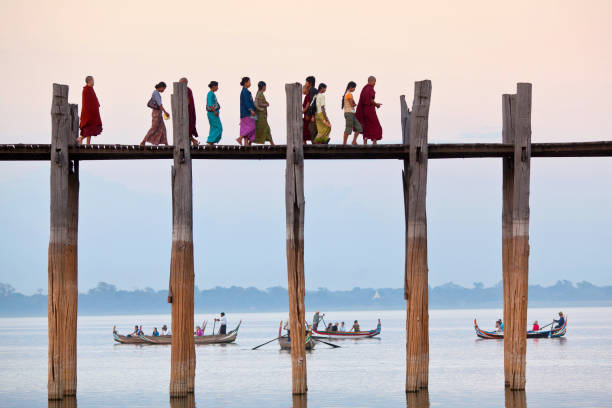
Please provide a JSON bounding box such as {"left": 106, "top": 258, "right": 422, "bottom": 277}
{"left": 368, "top": 76, "right": 376, "bottom": 86}
{"left": 179, "top": 77, "right": 188, "bottom": 84}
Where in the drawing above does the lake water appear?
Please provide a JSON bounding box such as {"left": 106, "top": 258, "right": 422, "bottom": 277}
{"left": 1, "top": 307, "right": 611, "bottom": 408}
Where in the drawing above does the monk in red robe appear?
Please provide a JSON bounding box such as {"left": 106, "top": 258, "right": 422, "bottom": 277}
{"left": 77, "top": 76, "right": 102, "bottom": 144}
{"left": 180, "top": 77, "right": 199, "bottom": 146}
{"left": 355, "top": 76, "right": 383, "bottom": 144}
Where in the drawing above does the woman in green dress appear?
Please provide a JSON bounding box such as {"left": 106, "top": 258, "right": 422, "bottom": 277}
{"left": 206, "top": 81, "right": 222, "bottom": 144}
{"left": 254, "top": 81, "right": 275, "bottom": 145}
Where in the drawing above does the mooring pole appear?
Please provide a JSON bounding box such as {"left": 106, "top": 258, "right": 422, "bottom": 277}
{"left": 63, "top": 103, "right": 80, "bottom": 396}
{"left": 169, "top": 81, "right": 195, "bottom": 397}
{"left": 48, "top": 84, "right": 71, "bottom": 400}
{"left": 285, "top": 82, "right": 307, "bottom": 394}
{"left": 403, "top": 80, "right": 432, "bottom": 392}
{"left": 507, "top": 83, "right": 532, "bottom": 390}
{"left": 501, "top": 92, "right": 516, "bottom": 386}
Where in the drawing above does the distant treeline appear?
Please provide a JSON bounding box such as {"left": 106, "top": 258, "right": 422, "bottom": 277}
{"left": 1, "top": 280, "right": 611, "bottom": 317}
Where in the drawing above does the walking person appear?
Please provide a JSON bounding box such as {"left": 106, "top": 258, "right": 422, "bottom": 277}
{"left": 302, "top": 76, "right": 317, "bottom": 143}
{"left": 341, "top": 81, "right": 363, "bottom": 145}
{"left": 77, "top": 75, "right": 102, "bottom": 144}
{"left": 236, "top": 77, "right": 256, "bottom": 146}
{"left": 206, "top": 81, "right": 223, "bottom": 145}
{"left": 313, "top": 83, "right": 331, "bottom": 144}
{"left": 355, "top": 76, "right": 383, "bottom": 144}
{"left": 254, "top": 81, "right": 275, "bottom": 145}
{"left": 179, "top": 77, "right": 199, "bottom": 146}
{"left": 141, "top": 82, "right": 169, "bottom": 146}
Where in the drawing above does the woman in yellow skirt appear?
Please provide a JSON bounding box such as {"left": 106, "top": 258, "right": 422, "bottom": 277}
{"left": 313, "top": 83, "right": 331, "bottom": 144}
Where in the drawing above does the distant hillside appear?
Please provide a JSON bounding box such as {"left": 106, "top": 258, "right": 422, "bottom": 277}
{"left": 1, "top": 280, "right": 611, "bottom": 317}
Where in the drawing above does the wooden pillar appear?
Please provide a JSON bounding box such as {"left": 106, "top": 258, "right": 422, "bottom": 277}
{"left": 63, "top": 103, "right": 80, "bottom": 396}
{"left": 49, "top": 84, "right": 71, "bottom": 400}
{"left": 505, "top": 389, "right": 527, "bottom": 408}
{"left": 403, "top": 80, "right": 432, "bottom": 392}
{"left": 501, "top": 93, "right": 516, "bottom": 386}
{"left": 405, "top": 390, "right": 430, "bottom": 408}
{"left": 507, "top": 83, "right": 532, "bottom": 390}
{"left": 169, "top": 81, "right": 195, "bottom": 397}
{"left": 285, "top": 82, "right": 307, "bottom": 394}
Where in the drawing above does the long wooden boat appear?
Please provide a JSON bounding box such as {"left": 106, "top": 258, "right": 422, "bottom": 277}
{"left": 279, "top": 334, "right": 315, "bottom": 350}
{"left": 474, "top": 318, "right": 567, "bottom": 339}
{"left": 312, "top": 324, "right": 381, "bottom": 339}
{"left": 113, "top": 332, "right": 158, "bottom": 344}
{"left": 139, "top": 321, "right": 242, "bottom": 345}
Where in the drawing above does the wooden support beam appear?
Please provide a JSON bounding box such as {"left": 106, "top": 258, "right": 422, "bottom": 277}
{"left": 505, "top": 389, "right": 527, "bottom": 408}
{"left": 507, "top": 83, "right": 532, "bottom": 390}
{"left": 62, "top": 104, "right": 80, "bottom": 396}
{"left": 48, "top": 84, "right": 70, "bottom": 400}
{"left": 169, "top": 82, "right": 195, "bottom": 397}
{"left": 285, "top": 82, "right": 307, "bottom": 395}
{"left": 502, "top": 93, "right": 516, "bottom": 387}
{"left": 404, "top": 80, "right": 431, "bottom": 392}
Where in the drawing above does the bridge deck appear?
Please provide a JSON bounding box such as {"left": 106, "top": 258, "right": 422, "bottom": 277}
{"left": 0, "top": 141, "right": 611, "bottom": 161}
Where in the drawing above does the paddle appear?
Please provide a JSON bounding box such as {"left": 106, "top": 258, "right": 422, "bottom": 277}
{"left": 252, "top": 337, "right": 280, "bottom": 350}
{"left": 538, "top": 322, "right": 553, "bottom": 331}
{"left": 314, "top": 338, "right": 341, "bottom": 348}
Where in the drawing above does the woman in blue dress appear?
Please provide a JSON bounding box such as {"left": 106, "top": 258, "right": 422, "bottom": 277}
{"left": 206, "top": 81, "right": 222, "bottom": 145}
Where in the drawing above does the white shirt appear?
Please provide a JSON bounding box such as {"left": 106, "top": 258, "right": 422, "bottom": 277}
{"left": 315, "top": 93, "right": 326, "bottom": 114}
{"left": 219, "top": 316, "right": 227, "bottom": 326}
{"left": 339, "top": 325, "right": 346, "bottom": 332}
{"left": 161, "top": 329, "right": 167, "bottom": 335}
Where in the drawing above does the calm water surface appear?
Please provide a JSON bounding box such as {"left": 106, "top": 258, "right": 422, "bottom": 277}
{"left": 1, "top": 307, "right": 611, "bottom": 407}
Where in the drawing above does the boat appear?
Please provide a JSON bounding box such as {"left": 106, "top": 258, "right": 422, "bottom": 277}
{"left": 279, "top": 334, "right": 315, "bottom": 350}
{"left": 312, "top": 323, "right": 381, "bottom": 339}
{"left": 113, "top": 332, "right": 153, "bottom": 344}
{"left": 473, "top": 318, "right": 567, "bottom": 339}
{"left": 139, "top": 321, "right": 242, "bottom": 345}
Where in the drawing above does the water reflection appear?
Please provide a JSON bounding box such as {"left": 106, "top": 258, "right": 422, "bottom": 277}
{"left": 505, "top": 389, "right": 527, "bottom": 408}
{"left": 406, "top": 390, "right": 430, "bottom": 408}
{"left": 48, "top": 396, "right": 77, "bottom": 408}
{"left": 169, "top": 394, "right": 196, "bottom": 408}
{"left": 292, "top": 394, "right": 308, "bottom": 408}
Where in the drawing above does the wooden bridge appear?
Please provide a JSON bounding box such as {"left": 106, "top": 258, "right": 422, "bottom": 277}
{"left": 2, "top": 80, "right": 611, "bottom": 400}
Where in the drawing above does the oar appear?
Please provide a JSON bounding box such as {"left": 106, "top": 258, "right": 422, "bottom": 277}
{"left": 538, "top": 322, "right": 553, "bottom": 331}
{"left": 314, "top": 338, "right": 341, "bottom": 348}
{"left": 252, "top": 337, "right": 280, "bottom": 350}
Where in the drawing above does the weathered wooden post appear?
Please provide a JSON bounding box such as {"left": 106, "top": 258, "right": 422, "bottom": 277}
{"left": 501, "top": 93, "right": 516, "bottom": 386}
{"left": 63, "top": 103, "right": 80, "bottom": 396}
{"left": 505, "top": 389, "right": 527, "bottom": 408}
{"left": 403, "top": 80, "right": 432, "bottom": 392}
{"left": 507, "top": 83, "right": 532, "bottom": 390}
{"left": 48, "top": 84, "right": 71, "bottom": 400}
{"left": 285, "top": 82, "right": 307, "bottom": 394}
{"left": 169, "top": 81, "right": 195, "bottom": 397}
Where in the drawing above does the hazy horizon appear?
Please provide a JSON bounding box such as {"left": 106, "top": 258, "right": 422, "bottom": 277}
{"left": 1, "top": 0, "right": 611, "bottom": 294}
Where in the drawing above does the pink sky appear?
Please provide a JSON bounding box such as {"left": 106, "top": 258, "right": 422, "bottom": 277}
{"left": 1, "top": 0, "right": 610, "bottom": 145}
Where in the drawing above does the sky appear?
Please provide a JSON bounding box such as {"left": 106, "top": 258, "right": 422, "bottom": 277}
{"left": 0, "top": 0, "right": 611, "bottom": 294}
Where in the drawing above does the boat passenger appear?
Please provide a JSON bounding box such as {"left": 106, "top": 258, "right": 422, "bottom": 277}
{"left": 138, "top": 325, "right": 144, "bottom": 336}
{"left": 128, "top": 325, "right": 139, "bottom": 337}
{"left": 161, "top": 325, "right": 169, "bottom": 336}
{"left": 339, "top": 322, "right": 346, "bottom": 332}
{"left": 195, "top": 326, "right": 204, "bottom": 336}
{"left": 312, "top": 311, "right": 323, "bottom": 331}
{"left": 215, "top": 312, "right": 227, "bottom": 335}
{"left": 350, "top": 320, "right": 360, "bottom": 332}
{"left": 152, "top": 327, "right": 159, "bottom": 337}
{"left": 326, "top": 323, "right": 333, "bottom": 332}
{"left": 377, "top": 318, "right": 382, "bottom": 330}
{"left": 553, "top": 312, "right": 565, "bottom": 329}
{"left": 532, "top": 321, "right": 539, "bottom": 331}
{"left": 331, "top": 322, "right": 339, "bottom": 332}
